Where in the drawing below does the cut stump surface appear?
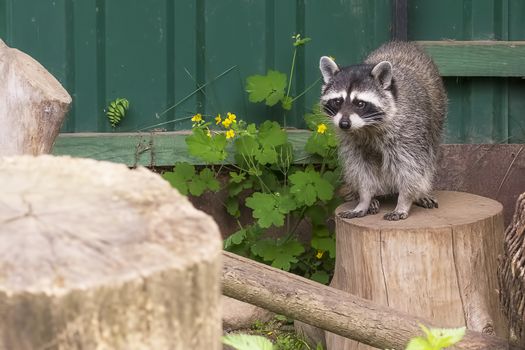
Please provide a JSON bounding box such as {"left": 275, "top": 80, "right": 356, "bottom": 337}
{"left": 327, "top": 191, "right": 508, "bottom": 350}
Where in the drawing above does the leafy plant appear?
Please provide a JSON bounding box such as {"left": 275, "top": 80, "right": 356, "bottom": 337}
{"left": 246, "top": 34, "right": 313, "bottom": 113}
{"left": 405, "top": 324, "right": 466, "bottom": 350}
{"left": 163, "top": 35, "right": 340, "bottom": 283}
{"left": 107, "top": 97, "right": 129, "bottom": 127}
{"left": 223, "top": 334, "right": 274, "bottom": 350}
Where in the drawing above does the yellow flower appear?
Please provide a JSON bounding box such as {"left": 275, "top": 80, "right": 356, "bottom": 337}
{"left": 227, "top": 112, "right": 237, "bottom": 123}
{"left": 226, "top": 129, "right": 235, "bottom": 139}
{"left": 215, "top": 114, "right": 222, "bottom": 125}
{"left": 191, "top": 113, "right": 202, "bottom": 123}
{"left": 315, "top": 250, "right": 324, "bottom": 259}
{"left": 222, "top": 118, "right": 232, "bottom": 128}
{"left": 317, "top": 123, "right": 328, "bottom": 134}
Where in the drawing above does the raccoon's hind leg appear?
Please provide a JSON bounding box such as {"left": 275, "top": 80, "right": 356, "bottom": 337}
{"left": 414, "top": 195, "right": 438, "bottom": 209}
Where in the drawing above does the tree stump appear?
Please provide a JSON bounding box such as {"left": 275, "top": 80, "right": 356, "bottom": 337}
{"left": 0, "top": 155, "right": 223, "bottom": 350}
{"left": 326, "top": 191, "right": 508, "bottom": 350}
{"left": 0, "top": 39, "right": 71, "bottom": 155}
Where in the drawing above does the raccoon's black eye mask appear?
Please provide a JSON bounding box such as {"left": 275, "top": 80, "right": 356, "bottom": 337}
{"left": 322, "top": 97, "right": 343, "bottom": 116}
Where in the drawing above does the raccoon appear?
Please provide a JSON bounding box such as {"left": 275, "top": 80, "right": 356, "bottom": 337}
{"left": 319, "top": 42, "right": 446, "bottom": 221}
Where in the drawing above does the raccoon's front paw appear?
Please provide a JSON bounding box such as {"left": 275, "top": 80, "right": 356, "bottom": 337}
{"left": 383, "top": 211, "right": 408, "bottom": 221}
{"left": 367, "top": 198, "right": 380, "bottom": 215}
{"left": 339, "top": 210, "right": 366, "bottom": 219}
{"left": 415, "top": 196, "right": 438, "bottom": 209}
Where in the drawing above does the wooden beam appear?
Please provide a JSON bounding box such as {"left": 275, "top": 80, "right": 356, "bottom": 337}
{"left": 419, "top": 40, "right": 525, "bottom": 77}
{"left": 222, "top": 251, "right": 520, "bottom": 350}
{"left": 52, "top": 131, "right": 312, "bottom": 167}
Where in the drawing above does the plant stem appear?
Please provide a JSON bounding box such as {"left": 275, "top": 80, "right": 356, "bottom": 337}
{"left": 291, "top": 77, "right": 321, "bottom": 103}
{"left": 286, "top": 48, "right": 297, "bottom": 99}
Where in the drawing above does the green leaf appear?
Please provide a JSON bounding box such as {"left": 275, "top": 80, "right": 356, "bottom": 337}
{"left": 186, "top": 128, "right": 227, "bottom": 163}
{"left": 251, "top": 239, "right": 305, "bottom": 271}
{"left": 199, "top": 168, "right": 220, "bottom": 192}
{"left": 311, "top": 236, "right": 336, "bottom": 258}
{"left": 228, "top": 177, "right": 253, "bottom": 197}
{"left": 304, "top": 104, "right": 327, "bottom": 130}
{"left": 290, "top": 169, "right": 335, "bottom": 206}
{"left": 246, "top": 123, "right": 257, "bottom": 135}
{"left": 310, "top": 271, "right": 330, "bottom": 284}
{"left": 306, "top": 206, "right": 328, "bottom": 226}
{"left": 278, "top": 193, "right": 298, "bottom": 214}
{"left": 188, "top": 177, "right": 207, "bottom": 196}
{"left": 229, "top": 171, "right": 246, "bottom": 184}
{"left": 406, "top": 325, "right": 466, "bottom": 350}
{"left": 245, "top": 192, "right": 285, "bottom": 228}
{"left": 222, "top": 334, "right": 274, "bottom": 350}
{"left": 312, "top": 225, "right": 330, "bottom": 237}
{"left": 246, "top": 70, "right": 287, "bottom": 107}
{"left": 405, "top": 337, "right": 432, "bottom": 350}
{"left": 235, "top": 134, "right": 259, "bottom": 157}
{"left": 293, "top": 36, "right": 311, "bottom": 47}
{"left": 224, "top": 228, "right": 247, "bottom": 249}
{"left": 225, "top": 197, "right": 240, "bottom": 218}
{"left": 428, "top": 326, "right": 466, "bottom": 349}
{"left": 322, "top": 170, "right": 341, "bottom": 187}
{"left": 162, "top": 162, "right": 196, "bottom": 196}
{"left": 255, "top": 147, "right": 278, "bottom": 165}
{"left": 258, "top": 121, "right": 287, "bottom": 147}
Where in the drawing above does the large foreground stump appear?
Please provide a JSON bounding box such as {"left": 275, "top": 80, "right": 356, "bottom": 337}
{"left": 0, "top": 156, "right": 222, "bottom": 349}
{"left": 0, "top": 39, "right": 71, "bottom": 155}
{"left": 327, "top": 191, "right": 508, "bottom": 350}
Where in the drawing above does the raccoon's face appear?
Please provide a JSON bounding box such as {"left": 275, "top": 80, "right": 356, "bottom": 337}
{"left": 319, "top": 56, "right": 396, "bottom": 131}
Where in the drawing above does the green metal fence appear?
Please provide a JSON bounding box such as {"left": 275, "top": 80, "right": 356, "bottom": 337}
{"left": 1, "top": 0, "right": 524, "bottom": 159}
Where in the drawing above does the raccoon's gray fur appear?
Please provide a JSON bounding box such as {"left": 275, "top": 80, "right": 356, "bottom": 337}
{"left": 319, "top": 41, "right": 446, "bottom": 221}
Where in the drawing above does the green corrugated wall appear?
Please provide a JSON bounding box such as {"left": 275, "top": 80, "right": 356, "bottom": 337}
{"left": 0, "top": 0, "right": 523, "bottom": 143}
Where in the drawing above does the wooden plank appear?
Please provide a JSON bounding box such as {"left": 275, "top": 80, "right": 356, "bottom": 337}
{"left": 52, "top": 131, "right": 313, "bottom": 167}
{"left": 419, "top": 41, "right": 525, "bottom": 77}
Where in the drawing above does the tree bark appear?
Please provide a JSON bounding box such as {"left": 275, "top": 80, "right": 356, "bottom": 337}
{"left": 222, "top": 252, "right": 519, "bottom": 350}
{"left": 499, "top": 192, "right": 525, "bottom": 345}
{"left": 328, "top": 191, "right": 508, "bottom": 349}
{"left": 0, "top": 39, "right": 71, "bottom": 155}
{"left": 0, "top": 155, "right": 222, "bottom": 350}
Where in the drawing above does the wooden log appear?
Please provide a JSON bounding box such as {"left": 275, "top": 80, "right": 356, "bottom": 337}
{"left": 499, "top": 192, "right": 525, "bottom": 345}
{"left": 0, "top": 155, "right": 222, "bottom": 350}
{"left": 222, "top": 252, "right": 520, "bottom": 350}
{"left": 328, "top": 191, "right": 508, "bottom": 350}
{"left": 0, "top": 39, "right": 71, "bottom": 155}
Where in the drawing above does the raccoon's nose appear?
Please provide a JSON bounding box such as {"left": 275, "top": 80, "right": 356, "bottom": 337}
{"left": 339, "top": 118, "right": 351, "bottom": 129}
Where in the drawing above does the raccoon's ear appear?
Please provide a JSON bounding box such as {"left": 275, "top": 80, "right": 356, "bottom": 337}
{"left": 371, "top": 61, "right": 393, "bottom": 89}
{"left": 319, "top": 56, "right": 339, "bottom": 84}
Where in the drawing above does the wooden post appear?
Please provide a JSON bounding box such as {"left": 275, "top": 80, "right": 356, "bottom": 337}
{"left": 0, "top": 155, "right": 223, "bottom": 350}
{"left": 0, "top": 39, "right": 71, "bottom": 155}
{"left": 327, "top": 191, "right": 508, "bottom": 350}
